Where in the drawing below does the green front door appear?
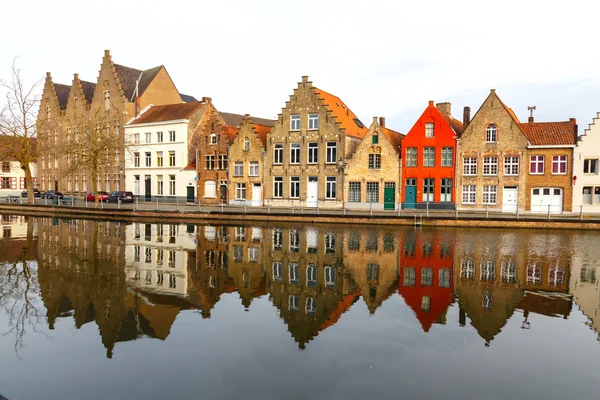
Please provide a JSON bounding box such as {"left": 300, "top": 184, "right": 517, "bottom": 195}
{"left": 384, "top": 184, "right": 395, "bottom": 210}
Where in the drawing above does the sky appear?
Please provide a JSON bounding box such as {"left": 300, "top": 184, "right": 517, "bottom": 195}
{"left": 2, "top": 0, "right": 599, "bottom": 134}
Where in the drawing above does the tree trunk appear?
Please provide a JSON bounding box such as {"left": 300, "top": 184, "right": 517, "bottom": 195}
{"left": 23, "top": 163, "right": 34, "bottom": 205}
{"left": 92, "top": 167, "right": 99, "bottom": 207}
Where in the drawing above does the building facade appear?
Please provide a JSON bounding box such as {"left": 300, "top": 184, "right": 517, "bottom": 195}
{"left": 344, "top": 117, "right": 403, "bottom": 210}
{"left": 264, "top": 76, "right": 367, "bottom": 208}
{"left": 125, "top": 102, "right": 209, "bottom": 202}
{"left": 456, "top": 90, "right": 529, "bottom": 212}
{"left": 402, "top": 101, "right": 464, "bottom": 209}
{"left": 37, "top": 50, "right": 192, "bottom": 194}
{"left": 228, "top": 116, "right": 269, "bottom": 206}
{"left": 572, "top": 113, "right": 600, "bottom": 213}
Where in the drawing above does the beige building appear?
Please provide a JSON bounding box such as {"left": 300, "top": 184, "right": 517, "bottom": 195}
{"left": 264, "top": 76, "right": 367, "bottom": 208}
{"left": 344, "top": 117, "right": 403, "bottom": 210}
{"left": 37, "top": 50, "right": 193, "bottom": 194}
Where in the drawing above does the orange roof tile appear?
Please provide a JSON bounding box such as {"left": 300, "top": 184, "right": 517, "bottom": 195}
{"left": 381, "top": 126, "right": 405, "bottom": 157}
{"left": 252, "top": 123, "right": 271, "bottom": 147}
{"left": 440, "top": 113, "right": 465, "bottom": 136}
{"left": 130, "top": 101, "right": 206, "bottom": 124}
{"left": 183, "top": 160, "right": 196, "bottom": 171}
{"left": 319, "top": 291, "right": 360, "bottom": 332}
{"left": 314, "top": 87, "right": 367, "bottom": 139}
{"left": 518, "top": 120, "right": 577, "bottom": 146}
{"left": 223, "top": 125, "right": 239, "bottom": 142}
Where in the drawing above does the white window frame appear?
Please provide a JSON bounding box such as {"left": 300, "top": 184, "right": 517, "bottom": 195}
{"left": 482, "top": 185, "right": 497, "bottom": 204}
{"left": 169, "top": 151, "right": 175, "bottom": 167}
{"left": 157, "top": 131, "right": 163, "bottom": 143}
{"left": 156, "top": 151, "right": 163, "bottom": 167}
{"left": 134, "top": 152, "right": 140, "bottom": 167}
{"left": 552, "top": 155, "right": 567, "bottom": 175}
{"left": 348, "top": 182, "right": 361, "bottom": 202}
{"left": 326, "top": 142, "right": 337, "bottom": 164}
{"left": 273, "top": 177, "right": 283, "bottom": 198}
{"left": 308, "top": 113, "right": 319, "bottom": 130}
{"left": 169, "top": 175, "right": 175, "bottom": 195}
{"left": 204, "top": 180, "right": 217, "bottom": 198}
{"left": 308, "top": 142, "right": 318, "bottom": 164}
{"left": 423, "top": 178, "right": 434, "bottom": 202}
{"left": 249, "top": 161, "right": 259, "bottom": 177}
{"left": 145, "top": 152, "right": 151, "bottom": 167}
{"left": 290, "top": 143, "right": 300, "bottom": 164}
{"left": 504, "top": 156, "right": 519, "bottom": 176}
{"left": 290, "top": 114, "right": 300, "bottom": 131}
{"left": 169, "top": 130, "right": 176, "bottom": 142}
{"left": 462, "top": 185, "right": 476, "bottom": 204}
{"left": 290, "top": 176, "right": 300, "bottom": 198}
{"left": 157, "top": 175, "right": 164, "bottom": 195}
{"left": 486, "top": 124, "right": 497, "bottom": 143}
{"left": 366, "top": 182, "right": 379, "bottom": 203}
{"left": 463, "top": 157, "right": 477, "bottom": 175}
{"left": 210, "top": 132, "right": 217, "bottom": 145}
{"left": 244, "top": 138, "right": 250, "bottom": 151}
{"left": 326, "top": 176, "right": 337, "bottom": 199}
{"left": 234, "top": 162, "right": 244, "bottom": 177}
{"left": 530, "top": 155, "right": 544, "bottom": 175}
{"left": 425, "top": 122, "right": 434, "bottom": 138}
{"left": 145, "top": 132, "right": 151, "bottom": 144}
{"left": 584, "top": 159, "right": 599, "bottom": 174}
{"left": 273, "top": 144, "right": 283, "bottom": 164}
{"left": 235, "top": 183, "right": 246, "bottom": 199}
{"left": 483, "top": 157, "right": 498, "bottom": 176}
{"left": 368, "top": 154, "right": 381, "bottom": 169}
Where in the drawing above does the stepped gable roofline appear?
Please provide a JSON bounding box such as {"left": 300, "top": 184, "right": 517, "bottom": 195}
{"left": 53, "top": 83, "right": 72, "bottom": 110}
{"left": 313, "top": 86, "right": 367, "bottom": 139}
{"left": 127, "top": 101, "right": 206, "bottom": 125}
{"left": 219, "top": 111, "right": 275, "bottom": 128}
{"left": 518, "top": 119, "right": 578, "bottom": 146}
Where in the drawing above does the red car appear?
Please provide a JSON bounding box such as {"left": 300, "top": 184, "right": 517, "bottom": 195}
{"left": 86, "top": 191, "right": 109, "bottom": 202}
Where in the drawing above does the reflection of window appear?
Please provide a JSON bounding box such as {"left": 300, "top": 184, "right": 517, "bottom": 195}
{"left": 383, "top": 233, "right": 394, "bottom": 253}
{"left": 461, "top": 259, "right": 475, "bottom": 279}
{"left": 289, "top": 263, "right": 299, "bottom": 285}
{"left": 289, "top": 229, "right": 300, "bottom": 252}
{"left": 307, "top": 264, "right": 317, "bottom": 287}
{"left": 248, "top": 247, "right": 258, "bottom": 263}
{"left": 404, "top": 241, "right": 415, "bottom": 256}
{"left": 481, "top": 260, "right": 496, "bottom": 281}
{"left": 289, "top": 295, "right": 299, "bottom": 311}
{"left": 348, "top": 232, "right": 360, "bottom": 251}
{"left": 421, "top": 296, "right": 431, "bottom": 312}
{"left": 366, "top": 233, "right": 378, "bottom": 252}
{"left": 501, "top": 260, "right": 517, "bottom": 283}
{"left": 527, "top": 263, "right": 543, "bottom": 285}
{"left": 325, "top": 266, "right": 336, "bottom": 288}
{"left": 272, "top": 262, "right": 282, "bottom": 281}
{"left": 403, "top": 267, "right": 416, "bottom": 287}
{"left": 439, "top": 269, "right": 451, "bottom": 288}
{"left": 325, "top": 232, "right": 336, "bottom": 254}
{"left": 421, "top": 268, "right": 433, "bottom": 286}
{"left": 549, "top": 265, "right": 564, "bottom": 286}
{"left": 234, "top": 245, "right": 243, "bottom": 262}
{"left": 273, "top": 229, "right": 283, "bottom": 250}
{"left": 235, "top": 226, "right": 246, "bottom": 241}
{"left": 482, "top": 292, "right": 493, "bottom": 311}
{"left": 367, "top": 264, "right": 379, "bottom": 281}
{"left": 306, "top": 297, "right": 317, "bottom": 316}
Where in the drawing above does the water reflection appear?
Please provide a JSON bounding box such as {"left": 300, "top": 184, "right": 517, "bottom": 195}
{"left": 2, "top": 215, "right": 600, "bottom": 360}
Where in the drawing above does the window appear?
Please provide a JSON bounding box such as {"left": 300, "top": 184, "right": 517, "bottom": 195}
{"left": 249, "top": 161, "right": 259, "bottom": 176}
{"left": 169, "top": 131, "right": 176, "bottom": 141}
{"left": 205, "top": 155, "right": 215, "bottom": 170}
{"left": 481, "top": 260, "right": 496, "bottom": 281}
{"left": 423, "top": 178, "right": 434, "bottom": 202}
{"left": 308, "top": 113, "right": 319, "bottom": 130}
{"left": 462, "top": 185, "right": 476, "bottom": 204}
{"left": 584, "top": 159, "right": 598, "bottom": 174}
{"left": 349, "top": 182, "right": 361, "bottom": 202}
{"left": 423, "top": 147, "right": 435, "bottom": 167}
{"left": 325, "top": 232, "right": 336, "bottom": 254}
{"left": 486, "top": 124, "right": 497, "bottom": 142}
{"left": 405, "top": 178, "right": 416, "bottom": 187}
{"left": 290, "top": 143, "right": 300, "bottom": 164}
{"left": 157, "top": 131, "right": 163, "bottom": 143}
{"left": 290, "top": 176, "right": 300, "bottom": 198}
{"left": 134, "top": 175, "right": 140, "bottom": 195}
{"left": 367, "top": 264, "right": 379, "bottom": 281}
{"left": 218, "top": 154, "right": 228, "bottom": 170}
{"left": 236, "top": 183, "right": 246, "bottom": 199}
{"left": 307, "top": 264, "right": 317, "bottom": 287}
{"left": 368, "top": 154, "right": 381, "bottom": 169}
{"left": 306, "top": 297, "right": 317, "bottom": 315}
{"left": 441, "top": 178, "right": 452, "bottom": 202}
{"left": 425, "top": 122, "right": 434, "bottom": 138}
{"left": 463, "top": 157, "right": 477, "bottom": 175}
{"left": 273, "top": 177, "right": 283, "bottom": 198}
{"left": 582, "top": 187, "right": 593, "bottom": 205}
{"left": 103, "top": 90, "right": 110, "bottom": 111}
{"left": 441, "top": 147, "right": 453, "bottom": 167}
{"left": 366, "top": 182, "right": 379, "bottom": 203}
{"left": 406, "top": 148, "right": 417, "bottom": 167}
{"left": 372, "top": 134, "right": 378, "bottom": 144}
{"left": 460, "top": 259, "right": 475, "bottom": 279}
{"left": 156, "top": 151, "right": 163, "bottom": 167}
{"left": 483, "top": 157, "right": 498, "bottom": 176}
{"left": 308, "top": 142, "right": 318, "bottom": 164}
{"left": 169, "top": 151, "right": 175, "bottom": 167}
{"left": 1, "top": 177, "right": 11, "bottom": 189}
{"left": 210, "top": 132, "right": 217, "bottom": 145}
{"left": 273, "top": 144, "right": 283, "bottom": 164}
{"left": 272, "top": 229, "right": 283, "bottom": 250}
{"left": 422, "top": 267, "right": 433, "bottom": 286}
{"left": 326, "top": 142, "right": 337, "bottom": 164}
{"left": 552, "top": 155, "right": 567, "bottom": 174}
{"left": 504, "top": 156, "right": 519, "bottom": 176}
{"left": 169, "top": 175, "right": 175, "bottom": 195}
{"left": 145, "top": 152, "right": 151, "bottom": 167}
{"left": 439, "top": 269, "right": 451, "bottom": 288}
{"left": 530, "top": 155, "right": 544, "bottom": 174}
{"left": 326, "top": 177, "right": 336, "bottom": 199}
{"left": 143, "top": 132, "right": 150, "bottom": 144}
{"left": 290, "top": 114, "right": 300, "bottom": 130}
{"left": 482, "top": 185, "right": 497, "bottom": 204}
{"left": 234, "top": 162, "right": 244, "bottom": 177}
{"left": 289, "top": 229, "right": 300, "bottom": 252}
{"left": 204, "top": 180, "right": 216, "bottom": 198}
{"left": 157, "top": 175, "right": 164, "bottom": 195}
{"left": 134, "top": 152, "right": 140, "bottom": 167}
{"left": 244, "top": 138, "right": 250, "bottom": 151}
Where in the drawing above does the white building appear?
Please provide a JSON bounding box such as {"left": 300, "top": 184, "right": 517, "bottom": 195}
{"left": 573, "top": 113, "right": 600, "bottom": 213}
{"left": 124, "top": 102, "right": 207, "bottom": 202}
{"left": 0, "top": 160, "right": 37, "bottom": 196}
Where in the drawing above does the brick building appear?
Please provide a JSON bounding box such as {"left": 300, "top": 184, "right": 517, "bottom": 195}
{"left": 264, "top": 76, "right": 367, "bottom": 208}
{"left": 402, "top": 101, "right": 464, "bottom": 209}
{"left": 344, "top": 117, "right": 403, "bottom": 210}
{"left": 37, "top": 50, "right": 193, "bottom": 194}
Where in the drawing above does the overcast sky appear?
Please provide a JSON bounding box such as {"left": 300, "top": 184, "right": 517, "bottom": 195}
{"left": 2, "top": 0, "right": 599, "bottom": 134}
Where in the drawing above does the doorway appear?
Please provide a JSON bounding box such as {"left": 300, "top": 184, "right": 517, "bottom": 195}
{"left": 144, "top": 175, "right": 151, "bottom": 201}
{"left": 502, "top": 186, "right": 518, "bottom": 213}
{"left": 186, "top": 186, "right": 195, "bottom": 203}
{"left": 404, "top": 178, "right": 416, "bottom": 209}
{"left": 307, "top": 177, "right": 318, "bottom": 208}
{"left": 384, "top": 182, "right": 396, "bottom": 210}
{"left": 252, "top": 183, "right": 262, "bottom": 206}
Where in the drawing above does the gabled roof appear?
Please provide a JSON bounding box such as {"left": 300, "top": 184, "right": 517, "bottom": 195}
{"left": 381, "top": 126, "right": 405, "bottom": 157}
{"left": 219, "top": 112, "right": 275, "bottom": 128}
{"left": 466, "top": 89, "right": 522, "bottom": 134}
{"left": 518, "top": 120, "right": 577, "bottom": 146}
{"left": 80, "top": 80, "right": 97, "bottom": 104}
{"left": 53, "top": 83, "right": 71, "bottom": 110}
{"left": 180, "top": 94, "right": 198, "bottom": 103}
{"left": 440, "top": 113, "right": 464, "bottom": 136}
{"left": 314, "top": 87, "right": 367, "bottom": 139}
{"left": 114, "top": 64, "right": 163, "bottom": 101}
{"left": 128, "top": 101, "right": 206, "bottom": 125}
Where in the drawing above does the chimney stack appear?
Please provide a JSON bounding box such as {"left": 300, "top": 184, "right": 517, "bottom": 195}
{"left": 202, "top": 96, "right": 212, "bottom": 104}
{"left": 436, "top": 102, "right": 451, "bottom": 115}
{"left": 528, "top": 116, "right": 534, "bottom": 123}
{"left": 463, "top": 106, "right": 471, "bottom": 127}
{"left": 379, "top": 117, "right": 386, "bottom": 127}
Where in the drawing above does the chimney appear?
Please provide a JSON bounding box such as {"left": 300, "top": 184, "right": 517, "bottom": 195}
{"left": 135, "top": 97, "right": 140, "bottom": 117}
{"left": 528, "top": 116, "right": 534, "bottom": 123}
{"left": 202, "top": 96, "right": 212, "bottom": 104}
{"left": 463, "top": 106, "right": 471, "bottom": 127}
{"left": 379, "top": 117, "right": 386, "bottom": 127}
{"left": 436, "top": 102, "right": 451, "bottom": 115}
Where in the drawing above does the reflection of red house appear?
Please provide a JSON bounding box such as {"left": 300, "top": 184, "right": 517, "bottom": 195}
{"left": 398, "top": 231, "right": 454, "bottom": 331}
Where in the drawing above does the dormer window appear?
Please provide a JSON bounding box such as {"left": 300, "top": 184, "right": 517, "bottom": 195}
{"left": 103, "top": 90, "right": 110, "bottom": 111}
{"left": 210, "top": 132, "right": 217, "bottom": 145}
{"left": 290, "top": 114, "right": 300, "bottom": 131}
{"left": 244, "top": 138, "right": 250, "bottom": 151}
{"left": 486, "top": 124, "right": 497, "bottom": 143}
{"left": 425, "top": 122, "right": 434, "bottom": 138}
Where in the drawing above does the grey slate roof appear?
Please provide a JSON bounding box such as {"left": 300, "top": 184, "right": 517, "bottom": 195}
{"left": 53, "top": 83, "right": 71, "bottom": 109}
{"left": 219, "top": 112, "right": 275, "bottom": 127}
{"left": 180, "top": 93, "right": 198, "bottom": 103}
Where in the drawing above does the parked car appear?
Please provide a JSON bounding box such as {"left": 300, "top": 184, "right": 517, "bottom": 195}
{"left": 21, "top": 189, "right": 41, "bottom": 198}
{"left": 107, "top": 191, "right": 134, "bottom": 203}
{"left": 86, "top": 191, "right": 109, "bottom": 202}
{"left": 40, "top": 190, "right": 64, "bottom": 199}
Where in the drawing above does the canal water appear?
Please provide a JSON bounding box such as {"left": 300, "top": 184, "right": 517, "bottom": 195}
{"left": 0, "top": 214, "right": 599, "bottom": 400}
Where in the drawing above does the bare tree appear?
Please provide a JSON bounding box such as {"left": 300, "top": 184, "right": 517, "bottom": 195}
{"left": 0, "top": 60, "right": 40, "bottom": 204}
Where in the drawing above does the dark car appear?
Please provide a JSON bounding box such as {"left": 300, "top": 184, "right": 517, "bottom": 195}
{"left": 41, "top": 190, "right": 64, "bottom": 199}
{"left": 21, "top": 189, "right": 41, "bottom": 198}
{"left": 107, "top": 191, "right": 134, "bottom": 203}
{"left": 86, "top": 191, "right": 109, "bottom": 202}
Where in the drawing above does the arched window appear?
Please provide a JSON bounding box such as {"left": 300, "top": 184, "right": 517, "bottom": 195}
{"left": 244, "top": 137, "right": 250, "bottom": 151}
{"left": 486, "top": 124, "right": 497, "bottom": 143}
{"left": 205, "top": 180, "right": 216, "bottom": 198}
{"left": 210, "top": 132, "right": 217, "bottom": 145}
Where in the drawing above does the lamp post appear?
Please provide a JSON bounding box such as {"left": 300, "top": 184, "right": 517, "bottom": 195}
{"left": 338, "top": 158, "right": 347, "bottom": 209}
